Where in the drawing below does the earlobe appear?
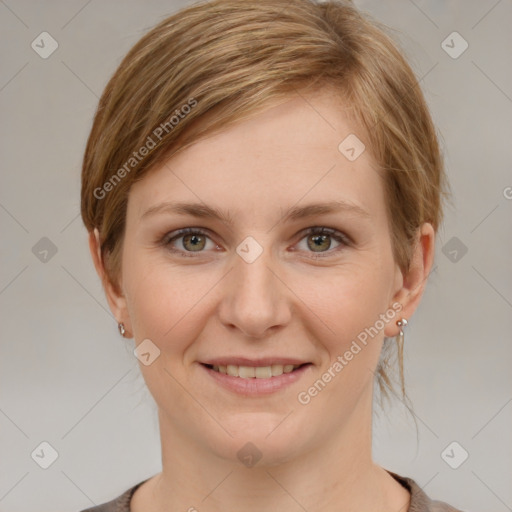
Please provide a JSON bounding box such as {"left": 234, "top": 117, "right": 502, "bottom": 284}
{"left": 384, "top": 223, "right": 435, "bottom": 337}
{"left": 88, "top": 229, "right": 132, "bottom": 336}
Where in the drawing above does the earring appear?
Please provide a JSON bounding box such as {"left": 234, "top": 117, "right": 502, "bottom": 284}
{"left": 118, "top": 322, "right": 126, "bottom": 337}
{"left": 396, "top": 318, "right": 408, "bottom": 344}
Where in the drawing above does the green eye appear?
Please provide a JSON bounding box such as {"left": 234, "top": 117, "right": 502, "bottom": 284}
{"left": 162, "top": 226, "right": 349, "bottom": 258}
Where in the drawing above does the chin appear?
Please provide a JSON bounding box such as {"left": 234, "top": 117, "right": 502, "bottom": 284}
{"left": 205, "top": 416, "right": 310, "bottom": 468}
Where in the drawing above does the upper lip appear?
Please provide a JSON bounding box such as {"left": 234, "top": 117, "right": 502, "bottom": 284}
{"left": 200, "top": 357, "right": 310, "bottom": 367}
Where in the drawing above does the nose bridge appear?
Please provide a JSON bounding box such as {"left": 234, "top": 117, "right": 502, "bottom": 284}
{"left": 219, "top": 236, "right": 291, "bottom": 338}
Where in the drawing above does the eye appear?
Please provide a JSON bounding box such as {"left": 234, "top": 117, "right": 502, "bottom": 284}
{"left": 160, "top": 226, "right": 350, "bottom": 258}
{"left": 295, "top": 227, "right": 349, "bottom": 257}
{"left": 161, "top": 228, "right": 218, "bottom": 256}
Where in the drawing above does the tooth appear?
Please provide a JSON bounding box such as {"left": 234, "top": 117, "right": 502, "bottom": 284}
{"left": 255, "top": 366, "right": 272, "bottom": 378}
{"left": 238, "top": 366, "right": 256, "bottom": 378}
{"left": 271, "top": 364, "right": 284, "bottom": 377}
{"left": 210, "top": 363, "right": 303, "bottom": 378}
{"left": 227, "top": 365, "right": 239, "bottom": 377}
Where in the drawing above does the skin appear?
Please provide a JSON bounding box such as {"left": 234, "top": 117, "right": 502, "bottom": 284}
{"left": 89, "top": 88, "right": 435, "bottom": 512}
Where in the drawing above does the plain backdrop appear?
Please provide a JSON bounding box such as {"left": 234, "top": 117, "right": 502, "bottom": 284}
{"left": 0, "top": 1, "right": 511, "bottom": 511}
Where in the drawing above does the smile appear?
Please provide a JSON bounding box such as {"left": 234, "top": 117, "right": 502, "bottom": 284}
{"left": 206, "top": 363, "right": 303, "bottom": 379}
{"left": 200, "top": 362, "right": 312, "bottom": 396}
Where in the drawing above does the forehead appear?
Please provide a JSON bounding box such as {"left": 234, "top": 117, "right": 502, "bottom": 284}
{"left": 128, "top": 90, "right": 386, "bottom": 226}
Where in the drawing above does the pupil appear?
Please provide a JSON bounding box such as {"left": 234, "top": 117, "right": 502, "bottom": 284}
{"left": 185, "top": 234, "right": 204, "bottom": 251}
{"left": 311, "top": 234, "right": 329, "bottom": 251}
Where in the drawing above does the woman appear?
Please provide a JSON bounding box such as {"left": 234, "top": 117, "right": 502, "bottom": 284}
{"left": 80, "top": 0, "right": 461, "bottom": 510}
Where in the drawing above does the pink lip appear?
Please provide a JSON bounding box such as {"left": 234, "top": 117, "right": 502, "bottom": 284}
{"left": 199, "top": 362, "right": 312, "bottom": 396}
{"left": 200, "top": 357, "right": 309, "bottom": 366}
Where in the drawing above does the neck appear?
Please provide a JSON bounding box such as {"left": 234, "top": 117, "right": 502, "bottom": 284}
{"left": 139, "top": 384, "right": 409, "bottom": 512}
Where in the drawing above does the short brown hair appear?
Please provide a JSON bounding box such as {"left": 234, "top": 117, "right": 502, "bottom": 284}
{"left": 81, "top": 0, "right": 449, "bottom": 404}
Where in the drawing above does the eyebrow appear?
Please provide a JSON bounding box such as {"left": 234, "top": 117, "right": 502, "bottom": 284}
{"left": 141, "top": 200, "right": 370, "bottom": 225}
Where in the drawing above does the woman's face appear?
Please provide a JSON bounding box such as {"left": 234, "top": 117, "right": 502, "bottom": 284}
{"left": 113, "top": 89, "right": 411, "bottom": 465}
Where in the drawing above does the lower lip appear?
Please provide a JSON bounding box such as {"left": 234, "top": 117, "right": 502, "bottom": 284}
{"left": 200, "top": 363, "right": 312, "bottom": 396}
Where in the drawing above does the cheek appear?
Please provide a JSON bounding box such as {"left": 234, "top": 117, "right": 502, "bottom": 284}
{"left": 126, "top": 266, "right": 183, "bottom": 341}
{"left": 123, "top": 250, "right": 217, "bottom": 357}
{"left": 295, "top": 259, "right": 395, "bottom": 420}
{"left": 122, "top": 257, "right": 206, "bottom": 410}
{"left": 301, "top": 257, "right": 395, "bottom": 354}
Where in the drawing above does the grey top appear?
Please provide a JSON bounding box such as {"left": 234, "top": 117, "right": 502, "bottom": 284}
{"left": 79, "top": 471, "right": 464, "bottom": 512}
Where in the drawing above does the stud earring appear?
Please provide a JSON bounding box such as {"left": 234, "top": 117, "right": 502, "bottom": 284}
{"left": 396, "top": 318, "right": 408, "bottom": 344}
{"left": 118, "top": 322, "right": 126, "bottom": 337}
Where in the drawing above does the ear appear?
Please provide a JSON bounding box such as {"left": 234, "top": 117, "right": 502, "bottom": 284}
{"left": 384, "top": 222, "right": 435, "bottom": 337}
{"left": 88, "top": 228, "right": 132, "bottom": 337}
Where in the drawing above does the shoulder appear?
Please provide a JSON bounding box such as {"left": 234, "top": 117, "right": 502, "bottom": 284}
{"left": 388, "top": 471, "right": 465, "bottom": 512}
{"left": 78, "top": 479, "right": 149, "bottom": 512}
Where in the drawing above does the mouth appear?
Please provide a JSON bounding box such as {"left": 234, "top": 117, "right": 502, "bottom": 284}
{"left": 201, "top": 362, "right": 309, "bottom": 379}
{"left": 199, "top": 361, "right": 313, "bottom": 396}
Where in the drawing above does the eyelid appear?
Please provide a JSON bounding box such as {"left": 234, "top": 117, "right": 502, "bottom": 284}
{"left": 159, "top": 227, "right": 219, "bottom": 254}
{"left": 293, "top": 226, "right": 350, "bottom": 258}
{"left": 302, "top": 226, "right": 352, "bottom": 245}
{"left": 160, "top": 226, "right": 215, "bottom": 245}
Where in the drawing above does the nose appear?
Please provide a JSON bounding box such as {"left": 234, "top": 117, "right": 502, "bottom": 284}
{"left": 217, "top": 244, "right": 292, "bottom": 339}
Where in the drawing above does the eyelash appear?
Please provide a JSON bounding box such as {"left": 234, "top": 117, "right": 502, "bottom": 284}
{"left": 160, "top": 227, "right": 351, "bottom": 259}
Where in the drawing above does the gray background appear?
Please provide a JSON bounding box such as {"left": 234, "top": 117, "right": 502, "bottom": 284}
{"left": 1, "top": 1, "right": 511, "bottom": 511}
